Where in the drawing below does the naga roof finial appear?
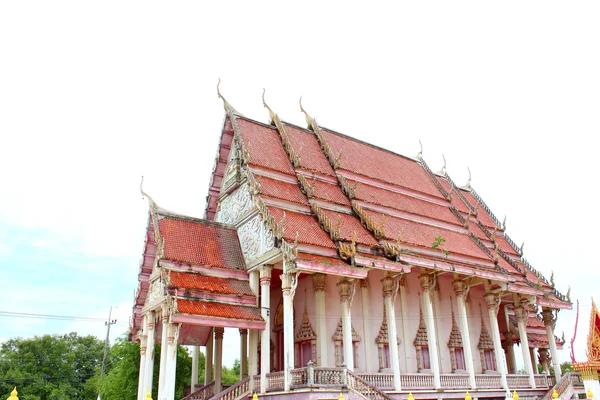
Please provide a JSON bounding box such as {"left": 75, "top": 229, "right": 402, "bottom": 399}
{"left": 436, "top": 154, "right": 447, "bottom": 175}
{"left": 299, "top": 96, "right": 315, "bottom": 130}
{"left": 519, "top": 242, "right": 525, "bottom": 255}
{"left": 416, "top": 139, "right": 423, "bottom": 159}
{"left": 501, "top": 216, "right": 506, "bottom": 230}
{"left": 140, "top": 176, "right": 156, "bottom": 207}
{"left": 217, "top": 78, "right": 240, "bottom": 115}
{"left": 262, "top": 89, "right": 277, "bottom": 124}
{"left": 466, "top": 167, "right": 472, "bottom": 188}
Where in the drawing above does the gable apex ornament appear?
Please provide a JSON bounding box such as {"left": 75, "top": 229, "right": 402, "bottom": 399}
{"left": 217, "top": 78, "right": 242, "bottom": 116}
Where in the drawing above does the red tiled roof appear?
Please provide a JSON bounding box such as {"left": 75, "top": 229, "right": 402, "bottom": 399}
{"left": 158, "top": 217, "right": 246, "bottom": 270}
{"left": 321, "top": 128, "right": 444, "bottom": 199}
{"left": 460, "top": 190, "right": 499, "bottom": 229}
{"left": 258, "top": 176, "right": 309, "bottom": 206}
{"left": 439, "top": 179, "right": 470, "bottom": 214}
{"left": 469, "top": 222, "right": 489, "bottom": 241}
{"left": 267, "top": 206, "right": 337, "bottom": 249}
{"left": 297, "top": 252, "right": 348, "bottom": 268}
{"left": 283, "top": 123, "right": 336, "bottom": 176}
{"left": 496, "top": 235, "right": 519, "bottom": 256}
{"left": 528, "top": 315, "right": 545, "bottom": 329}
{"left": 363, "top": 209, "right": 491, "bottom": 260}
{"left": 177, "top": 299, "right": 263, "bottom": 321}
{"left": 351, "top": 179, "right": 459, "bottom": 226}
{"left": 236, "top": 118, "right": 296, "bottom": 176}
{"left": 312, "top": 180, "right": 352, "bottom": 206}
{"left": 169, "top": 271, "right": 254, "bottom": 296}
{"left": 320, "top": 208, "right": 379, "bottom": 246}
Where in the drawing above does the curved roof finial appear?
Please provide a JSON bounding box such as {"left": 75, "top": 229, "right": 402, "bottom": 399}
{"left": 262, "top": 88, "right": 277, "bottom": 124}
{"left": 436, "top": 154, "right": 447, "bottom": 175}
{"left": 140, "top": 176, "right": 158, "bottom": 209}
{"left": 217, "top": 78, "right": 240, "bottom": 115}
{"left": 501, "top": 216, "right": 506, "bottom": 230}
{"left": 465, "top": 167, "right": 472, "bottom": 188}
{"left": 299, "top": 96, "right": 315, "bottom": 130}
{"left": 416, "top": 139, "right": 423, "bottom": 159}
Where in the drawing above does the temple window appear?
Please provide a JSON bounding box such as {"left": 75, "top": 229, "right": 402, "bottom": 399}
{"left": 448, "top": 306, "right": 466, "bottom": 373}
{"left": 376, "top": 304, "right": 401, "bottom": 372}
{"left": 295, "top": 301, "right": 317, "bottom": 367}
{"left": 332, "top": 319, "right": 361, "bottom": 368}
{"left": 478, "top": 306, "right": 497, "bottom": 373}
{"left": 414, "top": 306, "right": 430, "bottom": 372}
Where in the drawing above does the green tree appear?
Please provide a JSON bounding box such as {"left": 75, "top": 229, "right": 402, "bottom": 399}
{"left": 97, "top": 335, "right": 192, "bottom": 400}
{"left": 0, "top": 333, "right": 104, "bottom": 400}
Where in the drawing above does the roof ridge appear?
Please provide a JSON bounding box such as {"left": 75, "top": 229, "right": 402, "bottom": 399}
{"left": 157, "top": 208, "right": 237, "bottom": 230}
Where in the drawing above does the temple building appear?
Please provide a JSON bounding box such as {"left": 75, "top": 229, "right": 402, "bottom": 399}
{"left": 572, "top": 299, "right": 600, "bottom": 399}
{"left": 131, "top": 89, "right": 573, "bottom": 400}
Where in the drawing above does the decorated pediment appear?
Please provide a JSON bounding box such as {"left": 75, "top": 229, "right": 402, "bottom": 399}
{"left": 332, "top": 319, "right": 361, "bottom": 342}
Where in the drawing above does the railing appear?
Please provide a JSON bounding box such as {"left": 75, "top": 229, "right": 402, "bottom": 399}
{"left": 475, "top": 374, "right": 502, "bottom": 389}
{"left": 440, "top": 374, "right": 470, "bottom": 389}
{"left": 313, "top": 367, "right": 346, "bottom": 387}
{"left": 357, "top": 373, "right": 394, "bottom": 390}
{"left": 534, "top": 374, "right": 552, "bottom": 388}
{"left": 291, "top": 367, "right": 308, "bottom": 387}
{"left": 401, "top": 373, "right": 434, "bottom": 390}
{"left": 507, "top": 374, "right": 530, "bottom": 389}
{"left": 210, "top": 376, "right": 251, "bottom": 400}
{"left": 541, "top": 372, "right": 584, "bottom": 400}
{"left": 266, "top": 371, "right": 284, "bottom": 392}
{"left": 252, "top": 375, "right": 260, "bottom": 391}
{"left": 182, "top": 381, "right": 215, "bottom": 400}
{"left": 347, "top": 371, "right": 393, "bottom": 400}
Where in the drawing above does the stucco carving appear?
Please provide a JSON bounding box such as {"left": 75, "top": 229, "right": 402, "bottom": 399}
{"left": 217, "top": 183, "right": 253, "bottom": 225}
{"left": 238, "top": 214, "right": 275, "bottom": 263}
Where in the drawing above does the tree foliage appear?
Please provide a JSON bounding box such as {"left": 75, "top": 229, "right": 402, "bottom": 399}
{"left": 96, "top": 336, "right": 192, "bottom": 400}
{"left": 0, "top": 333, "right": 104, "bottom": 400}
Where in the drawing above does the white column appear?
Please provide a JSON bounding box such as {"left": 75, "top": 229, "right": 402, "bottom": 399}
{"left": 163, "top": 323, "right": 180, "bottom": 400}
{"left": 137, "top": 316, "right": 148, "bottom": 400}
{"left": 157, "top": 310, "right": 169, "bottom": 398}
{"left": 360, "top": 279, "right": 372, "bottom": 372}
{"left": 214, "top": 327, "right": 224, "bottom": 393}
{"left": 398, "top": 280, "right": 412, "bottom": 372}
{"left": 514, "top": 305, "right": 536, "bottom": 388}
{"left": 529, "top": 348, "right": 537, "bottom": 374}
{"left": 144, "top": 312, "right": 156, "bottom": 397}
{"left": 453, "top": 279, "right": 476, "bottom": 390}
{"left": 382, "top": 276, "right": 401, "bottom": 391}
{"left": 419, "top": 273, "right": 441, "bottom": 389}
{"left": 248, "top": 270, "right": 260, "bottom": 391}
{"left": 281, "top": 272, "right": 298, "bottom": 391}
{"left": 260, "top": 266, "right": 272, "bottom": 393}
{"left": 313, "top": 273, "right": 328, "bottom": 366}
{"left": 191, "top": 346, "right": 199, "bottom": 391}
{"left": 542, "top": 308, "right": 562, "bottom": 381}
{"left": 240, "top": 329, "right": 248, "bottom": 378}
{"left": 484, "top": 292, "right": 509, "bottom": 394}
{"left": 538, "top": 348, "right": 550, "bottom": 374}
{"left": 204, "top": 328, "right": 213, "bottom": 385}
{"left": 337, "top": 278, "right": 356, "bottom": 371}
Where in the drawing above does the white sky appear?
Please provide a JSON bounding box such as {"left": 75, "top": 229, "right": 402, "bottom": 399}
{"left": 1, "top": 1, "right": 599, "bottom": 369}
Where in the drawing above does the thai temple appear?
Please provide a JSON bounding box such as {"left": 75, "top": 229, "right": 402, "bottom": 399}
{"left": 572, "top": 299, "right": 600, "bottom": 399}
{"left": 131, "top": 87, "right": 581, "bottom": 400}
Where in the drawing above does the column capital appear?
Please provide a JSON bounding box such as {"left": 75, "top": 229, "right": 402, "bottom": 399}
{"left": 381, "top": 276, "right": 398, "bottom": 299}
{"left": 147, "top": 311, "right": 156, "bottom": 329}
{"left": 419, "top": 273, "right": 434, "bottom": 292}
{"left": 260, "top": 265, "right": 273, "bottom": 285}
{"left": 514, "top": 306, "right": 530, "bottom": 324}
{"left": 214, "top": 327, "right": 225, "bottom": 340}
{"left": 484, "top": 292, "right": 501, "bottom": 314}
{"left": 537, "top": 348, "right": 550, "bottom": 363}
{"left": 281, "top": 272, "right": 299, "bottom": 297}
{"left": 167, "top": 323, "right": 180, "bottom": 346}
{"left": 313, "top": 273, "right": 326, "bottom": 292}
{"left": 452, "top": 279, "right": 470, "bottom": 298}
{"left": 239, "top": 328, "right": 248, "bottom": 336}
{"left": 360, "top": 278, "right": 369, "bottom": 289}
{"left": 337, "top": 278, "right": 356, "bottom": 303}
{"left": 542, "top": 308, "right": 556, "bottom": 329}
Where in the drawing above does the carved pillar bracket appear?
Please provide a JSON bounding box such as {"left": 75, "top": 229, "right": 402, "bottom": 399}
{"left": 337, "top": 278, "right": 356, "bottom": 305}
{"left": 381, "top": 275, "right": 400, "bottom": 301}
{"left": 484, "top": 292, "right": 501, "bottom": 315}
{"left": 313, "top": 273, "right": 326, "bottom": 293}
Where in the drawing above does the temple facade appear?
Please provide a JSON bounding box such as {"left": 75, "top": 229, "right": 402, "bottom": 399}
{"left": 131, "top": 91, "right": 572, "bottom": 400}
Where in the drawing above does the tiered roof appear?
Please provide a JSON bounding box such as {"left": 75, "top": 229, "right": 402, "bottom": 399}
{"left": 204, "top": 93, "right": 570, "bottom": 311}
{"left": 131, "top": 200, "right": 264, "bottom": 345}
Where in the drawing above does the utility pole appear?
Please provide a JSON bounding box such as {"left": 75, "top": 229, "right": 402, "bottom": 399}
{"left": 98, "top": 306, "right": 117, "bottom": 400}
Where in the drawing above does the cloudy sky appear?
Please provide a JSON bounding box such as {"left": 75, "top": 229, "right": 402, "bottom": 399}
{"left": 1, "top": 1, "right": 599, "bottom": 369}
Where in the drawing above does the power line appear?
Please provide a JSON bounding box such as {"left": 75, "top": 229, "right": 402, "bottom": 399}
{"left": 0, "top": 310, "right": 106, "bottom": 322}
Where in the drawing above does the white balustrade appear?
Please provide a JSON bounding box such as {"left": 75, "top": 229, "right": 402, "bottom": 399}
{"left": 401, "top": 373, "right": 435, "bottom": 390}
{"left": 440, "top": 374, "right": 470, "bottom": 389}
{"left": 475, "top": 374, "right": 502, "bottom": 389}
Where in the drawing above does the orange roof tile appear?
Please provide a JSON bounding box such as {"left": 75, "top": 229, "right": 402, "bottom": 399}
{"left": 258, "top": 176, "right": 309, "bottom": 206}
{"left": 351, "top": 179, "right": 459, "bottom": 225}
{"left": 461, "top": 190, "right": 499, "bottom": 229}
{"left": 267, "top": 206, "right": 337, "bottom": 249}
{"left": 321, "top": 128, "right": 444, "bottom": 199}
{"left": 283, "top": 123, "right": 336, "bottom": 176}
{"left": 320, "top": 208, "right": 379, "bottom": 246}
{"left": 158, "top": 217, "right": 245, "bottom": 270}
{"left": 312, "top": 180, "right": 352, "bottom": 206}
{"left": 177, "top": 299, "right": 263, "bottom": 321}
{"left": 236, "top": 118, "right": 296, "bottom": 176}
{"left": 169, "top": 271, "right": 254, "bottom": 296}
{"left": 363, "top": 209, "right": 490, "bottom": 260}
